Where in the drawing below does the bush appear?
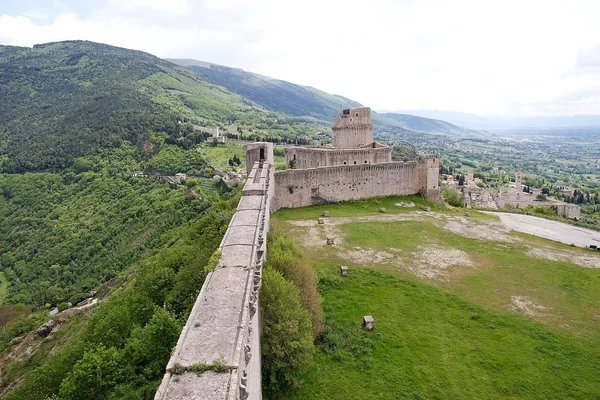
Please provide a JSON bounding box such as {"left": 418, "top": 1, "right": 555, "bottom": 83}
{"left": 261, "top": 268, "right": 313, "bottom": 395}
{"left": 57, "top": 302, "right": 69, "bottom": 312}
{"left": 267, "top": 235, "right": 324, "bottom": 338}
{"left": 442, "top": 188, "right": 464, "bottom": 207}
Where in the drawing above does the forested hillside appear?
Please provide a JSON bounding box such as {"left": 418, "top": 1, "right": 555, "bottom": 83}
{"left": 0, "top": 41, "right": 255, "bottom": 399}
{"left": 168, "top": 59, "right": 362, "bottom": 122}
{"left": 0, "top": 41, "right": 321, "bottom": 172}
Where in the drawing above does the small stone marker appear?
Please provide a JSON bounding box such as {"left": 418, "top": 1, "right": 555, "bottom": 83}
{"left": 423, "top": 206, "right": 431, "bottom": 212}
{"left": 327, "top": 236, "right": 335, "bottom": 245}
{"left": 318, "top": 217, "right": 325, "bottom": 225}
{"left": 363, "top": 315, "right": 374, "bottom": 330}
{"left": 340, "top": 266, "right": 348, "bottom": 276}
{"left": 323, "top": 211, "right": 330, "bottom": 217}
{"left": 378, "top": 207, "right": 386, "bottom": 213}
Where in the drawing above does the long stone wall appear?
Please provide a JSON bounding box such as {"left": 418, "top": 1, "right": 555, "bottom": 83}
{"left": 273, "top": 161, "right": 422, "bottom": 210}
{"left": 155, "top": 160, "right": 273, "bottom": 400}
{"left": 285, "top": 146, "right": 392, "bottom": 169}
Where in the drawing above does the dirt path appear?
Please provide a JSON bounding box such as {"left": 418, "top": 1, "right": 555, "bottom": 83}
{"left": 488, "top": 212, "right": 600, "bottom": 248}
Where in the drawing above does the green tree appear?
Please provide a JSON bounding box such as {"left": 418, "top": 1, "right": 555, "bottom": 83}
{"left": 58, "top": 345, "right": 124, "bottom": 400}
{"left": 442, "top": 188, "right": 464, "bottom": 207}
{"left": 123, "top": 307, "right": 180, "bottom": 380}
{"left": 261, "top": 268, "right": 313, "bottom": 395}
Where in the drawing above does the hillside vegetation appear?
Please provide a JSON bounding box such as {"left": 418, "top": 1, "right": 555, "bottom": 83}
{"left": 0, "top": 41, "right": 321, "bottom": 173}
{"left": 168, "top": 59, "right": 362, "bottom": 122}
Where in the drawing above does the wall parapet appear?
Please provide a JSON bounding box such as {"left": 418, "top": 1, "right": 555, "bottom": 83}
{"left": 155, "top": 160, "right": 273, "bottom": 400}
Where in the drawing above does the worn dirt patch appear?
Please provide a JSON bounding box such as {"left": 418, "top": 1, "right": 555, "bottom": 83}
{"left": 527, "top": 247, "right": 600, "bottom": 269}
{"left": 342, "top": 247, "right": 398, "bottom": 265}
{"left": 444, "top": 216, "right": 516, "bottom": 242}
{"left": 407, "top": 246, "right": 473, "bottom": 281}
{"left": 301, "top": 225, "right": 344, "bottom": 247}
{"left": 395, "top": 202, "right": 415, "bottom": 208}
{"left": 510, "top": 295, "right": 550, "bottom": 317}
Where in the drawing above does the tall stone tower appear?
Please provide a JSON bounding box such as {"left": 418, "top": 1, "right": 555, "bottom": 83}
{"left": 515, "top": 171, "right": 522, "bottom": 187}
{"left": 332, "top": 107, "right": 373, "bottom": 149}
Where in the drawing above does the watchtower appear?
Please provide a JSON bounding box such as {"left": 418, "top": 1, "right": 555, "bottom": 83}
{"left": 332, "top": 107, "right": 373, "bottom": 149}
{"left": 246, "top": 142, "right": 274, "bottom": 176}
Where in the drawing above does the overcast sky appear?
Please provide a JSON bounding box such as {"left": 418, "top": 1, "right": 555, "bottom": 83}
{"left": 1, "top": 0, "right": 600, "bottom": 117}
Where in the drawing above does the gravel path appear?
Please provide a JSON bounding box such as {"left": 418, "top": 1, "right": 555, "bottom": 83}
{"left": 488, "top": 212, "right": 600, "bottom": 248}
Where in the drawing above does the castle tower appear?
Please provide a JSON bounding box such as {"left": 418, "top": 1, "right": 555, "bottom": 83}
{"left": 515, "top": 171, "right": 522, "bottom": 187}
{"left": 332, "top": 107, "right": 373, "bottom": 149}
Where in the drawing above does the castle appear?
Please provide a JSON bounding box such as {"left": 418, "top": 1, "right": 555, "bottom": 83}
{"left": 156, "top": 107, "right": 440, "bottom": 400}
{"left": 248, "top": 106, "right": 441, "bottom": 210}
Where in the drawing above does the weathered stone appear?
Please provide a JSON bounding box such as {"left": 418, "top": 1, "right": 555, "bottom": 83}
{"left": 423, "top": 206, "right": 431, "bottom": 212}
{"left": 318, "top": 217, "right": 325, "bottom": 225}
{"left": 327, "top": 236, "right": 335, "bottom": 245}
{"left": 37, "top": 319, "right": 65, "bottom": 338}
{"left": 378, "top": 207, "right": 386, "bottom": 213}
{"left": 323, "top": 211, "right": 331, "bottom": 217}
{"left": 464, "top": 212, "right": 471, "bottom": 217}
{"left": 340, "top": 266, "right": 348, "bottom": 276}
{"left": 363, "top": 315, "right": 375, "bottom": 330}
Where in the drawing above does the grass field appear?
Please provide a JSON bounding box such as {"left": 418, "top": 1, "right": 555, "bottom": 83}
{"left": 196, "top": 142, "right": 247, "bottom": 171}
{"left": 197, "top": 142, "right": 286, "bottom": 172}
{"left": 270, "top": 195, "right": 600, "bottom": 399}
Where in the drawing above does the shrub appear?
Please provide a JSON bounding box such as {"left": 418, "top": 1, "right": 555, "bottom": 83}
{"left": 261, "top": 268, "right": 313, "bottom": 395}
{"left": 442, "top": 188, "right": 464, "bottom": 207}
{"left": 57, "top": 302, "right": 69, "bottom": 312}
{"left": 267, "top": 235, "right": 324, "bottom": 338}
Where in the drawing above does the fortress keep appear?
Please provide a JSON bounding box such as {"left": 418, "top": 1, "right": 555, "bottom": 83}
{"left": 271, "top": 107, "right": 441, "bottom": 209}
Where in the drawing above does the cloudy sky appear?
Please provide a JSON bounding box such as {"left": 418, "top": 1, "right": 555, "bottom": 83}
{"left": 1, "top": 0, "right": 599, "bottom": 117}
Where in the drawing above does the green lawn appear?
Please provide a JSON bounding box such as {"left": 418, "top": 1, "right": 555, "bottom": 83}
{"left": 270, "top": 195, "right": 600, "bottom": 399}
{"left": 286, "top": 267, "right": 600, "bottom": 399}
{"left": 273, "top": 195, "right": 449, "bottom": 221}
{"left": 197, "top": 142, "right": 247, "bottom": 172}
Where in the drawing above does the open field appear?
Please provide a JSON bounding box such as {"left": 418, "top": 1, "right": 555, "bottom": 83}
{"left": 270, "top": 196, "right": 600, "bottom": 399}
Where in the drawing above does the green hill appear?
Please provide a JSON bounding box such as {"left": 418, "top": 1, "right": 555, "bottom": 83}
{"left": 167, "top": 59, "right": 362, "bottom": 122}
{"left": 0, "top": 41, "right": 321, "bottom": 173}
{"left": 379, "top": 112, "right": 479, "bottom": 136}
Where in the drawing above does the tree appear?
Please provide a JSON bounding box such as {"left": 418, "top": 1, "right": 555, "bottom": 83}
{"left": 58, "top": 345, "right": 124, "bottom": 400}
{"left": 442, "top": 188, "right": 464, "bottom": 207}
{"left": 123, "top": 307, "right": 180, "bottom": 380}
{"left": 261, "top": 268, "right": 313, "bottom": 395}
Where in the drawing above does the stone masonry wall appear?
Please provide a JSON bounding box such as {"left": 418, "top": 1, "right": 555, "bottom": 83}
{"left": 273, "top": 161, "right": 423, "bottom": 210}
{"left": 285, "top": 146, "right": 392, "bottom": 169}
{"left": 155, "top": 158, "right": 273, "bottom": 400}
{"left": 332, "top": 107, "right": 373, "bottom": 149}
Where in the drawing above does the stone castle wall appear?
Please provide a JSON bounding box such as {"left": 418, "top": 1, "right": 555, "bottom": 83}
{"left": 285, "top": 146, "right": 392, "bottom": 169}
{"left": 332, "top": 107, "right": 373, "bottom": 148}
{"left": 156, "top": 145, "right": 275, "bottom": 400}
{"left": 273, "top": 161, "right": 424, "bottom": 210}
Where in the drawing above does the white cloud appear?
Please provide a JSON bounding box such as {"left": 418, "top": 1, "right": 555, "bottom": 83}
{"left": 1, "top": 0, "right": 600, "bottom": 116}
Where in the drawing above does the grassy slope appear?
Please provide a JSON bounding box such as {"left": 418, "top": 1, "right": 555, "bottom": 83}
{"left": 167, "top": 59, "right": 362, "bottom": 122}
{"left": 271, "top": 196, "right": 600, "bottom": 399}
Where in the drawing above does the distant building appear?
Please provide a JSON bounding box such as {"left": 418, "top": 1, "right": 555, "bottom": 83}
{"left": 211, "top": 125, "right": 226, "bottom": 144}
{"left": 554, "top": 204, "right": 581, "bottom": 220}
